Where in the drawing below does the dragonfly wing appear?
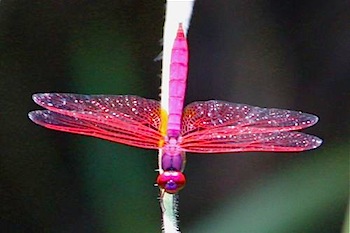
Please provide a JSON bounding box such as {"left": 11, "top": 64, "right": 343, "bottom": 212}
{"left": 180, "top": 100, "right": 322, "bottom": 153}
{"left": 29, "top": 110, "right": 160, "bottom": 149}
{"left": 29, "top": 93, "right": 163, "bottom": 149}
{"left": 180, "top": 131, "right": 322, "bottom": 153}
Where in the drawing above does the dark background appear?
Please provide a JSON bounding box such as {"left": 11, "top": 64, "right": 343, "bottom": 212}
{"left": 1, "top": 1, "right": 349, "bottom": 233}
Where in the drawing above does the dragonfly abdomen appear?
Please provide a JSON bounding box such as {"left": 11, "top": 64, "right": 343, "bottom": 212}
{"left": 167, "top": 23, "right": 189, "bottom": 138}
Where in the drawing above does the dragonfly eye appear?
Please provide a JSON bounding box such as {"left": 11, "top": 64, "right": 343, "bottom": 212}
{"left": 157, "top": 171, "right": 186, "bottom": 194}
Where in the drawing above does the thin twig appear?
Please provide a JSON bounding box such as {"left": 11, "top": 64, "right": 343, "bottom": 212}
{"left": 159, "top": 1, "right": 195, "bottom": 233}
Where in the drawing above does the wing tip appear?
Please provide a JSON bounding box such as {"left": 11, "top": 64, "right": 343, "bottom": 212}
{"left": 305, "top": 112, "right": 319, "bottom": 126}
{"left": 310, "top": 136, "right": 323, "bottom": 149}
{"left": 28, "top": 110, "right": 47, "bottom": 124}
{"left": 32, "top": 93, "right": 70, "bottom": 109}
{"left": 28, "top": 111, "right": 35, "bottom": 121}
{"left": 32, "top": 93, "right": 40, "bottom": 104}
{"left": 32, "top": 93, "right": 51, "bottom": 106}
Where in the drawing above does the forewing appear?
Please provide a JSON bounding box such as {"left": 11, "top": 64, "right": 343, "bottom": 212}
{"left": 29, "top": 93, "right": 163, "bottom": 149}
{"left": 180, "top": 100, "right": 322, "bottom": 153}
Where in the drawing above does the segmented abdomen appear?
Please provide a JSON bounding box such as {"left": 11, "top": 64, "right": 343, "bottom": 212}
{"left": 167, "top": 24, "right": 188, "bottom": 138}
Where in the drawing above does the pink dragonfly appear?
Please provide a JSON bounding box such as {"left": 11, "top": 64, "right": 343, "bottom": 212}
{"left": 28, "top": 24, "right": 322, "bottom": 194}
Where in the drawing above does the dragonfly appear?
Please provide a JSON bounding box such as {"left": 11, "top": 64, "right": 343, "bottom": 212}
{"left": 28, "top": 24, "right": 322, "bottom": 194}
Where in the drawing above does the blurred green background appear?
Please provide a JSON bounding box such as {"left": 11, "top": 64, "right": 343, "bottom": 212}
{"left": 0, "top": 1, "right": 348, "bottom": 233}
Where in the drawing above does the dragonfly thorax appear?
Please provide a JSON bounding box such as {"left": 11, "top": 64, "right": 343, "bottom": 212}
{"left": 163, "top": 137, "right": 182, "bottom": 154}
{"left": 161, "top": 137, "right": 185, "bottom": 171}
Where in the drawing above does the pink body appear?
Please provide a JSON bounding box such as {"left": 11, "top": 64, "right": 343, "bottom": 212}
{"left": 167, "top": 24, "right": 188, "bottom": 138}
{"left": 28, "top": 23, "right": 322, "bottom": 194}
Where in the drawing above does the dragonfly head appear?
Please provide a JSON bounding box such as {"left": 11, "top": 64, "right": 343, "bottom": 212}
{"left": 157, "top": 171, "right": 186, "bottom": 194}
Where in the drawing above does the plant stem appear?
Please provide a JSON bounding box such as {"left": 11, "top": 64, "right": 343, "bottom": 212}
{"left": 159, "top": 1, "right": 195, "bottom": 233}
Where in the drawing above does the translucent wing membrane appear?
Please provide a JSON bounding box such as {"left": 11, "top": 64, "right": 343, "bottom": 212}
{"left": 29, "top": 93, "right": 163, "bottom": 149}
{"left": 180, "top": 131, "right": 321, "bottom": 152}
{"left": 180, "top": 100, "right": 322, "bottom": 153}
{"left": 181, "top": 100, "right": 318, "bottom": 135}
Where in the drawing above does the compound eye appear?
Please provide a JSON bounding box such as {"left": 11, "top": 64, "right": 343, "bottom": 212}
{"left": 156, "top": 171, "right": 186, "bottom": 194}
